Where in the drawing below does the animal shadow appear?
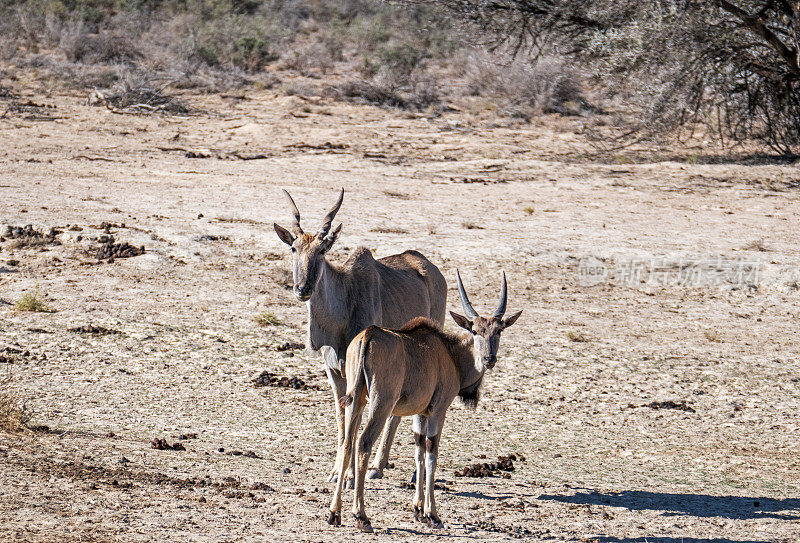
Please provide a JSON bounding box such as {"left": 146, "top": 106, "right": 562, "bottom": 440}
{"left": 538, "top": 488, "right": 800, "bottom": 521}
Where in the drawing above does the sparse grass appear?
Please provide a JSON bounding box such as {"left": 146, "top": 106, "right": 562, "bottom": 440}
{"left": 523, "top": 205, "right": 535, "bottom": 215}
{"left": 742, "top": 239, "right": 770, "bottom": 252}
{"left": 15, "top": 291, "right": 53, "bottom": 313}
{"left": 382, "top": 190, "right": 411, "bottom": 200}
{"left": 703, "top": 328, "right": 724, "bottom": 342}
{"left": 9, "top": 237, "right": 50, "bottom": 249}
{"left": 0, "top": 376, "right": 32, "bottom": 434}
{"left": 254, "top": 311, "right": 282, "bottom": 327}
{"left": 371, "top": 226, "right": 410, "bottom": 234}
{"left": 461, "top": 221, "right": 484, "bottom": 230}
{"left": 567, "top": 330, "right": 589, "bottom": 342}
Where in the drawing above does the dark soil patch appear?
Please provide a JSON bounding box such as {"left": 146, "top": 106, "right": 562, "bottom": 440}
{"left": 0, "top": 85, "right": 18, "bottom": 99}
{"left": 455, "top": 454, "right": 525, "bottom": 478}
{"left": 0, "top": 346, "right": 42, "bottom": 362}
{"left": 251, "top": 370, "right": 321, "bottom": 391}
{"left": 0, "top": 447, "right": 269, "bottom": 493}
{"left": 2, "top": 99, "right": 59, "bottom": 121}
{"left": 472, "top": 518, "right": 544, "bottom": 539}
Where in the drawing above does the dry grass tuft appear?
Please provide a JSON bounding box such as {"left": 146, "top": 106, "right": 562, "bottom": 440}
{"left": 703, "top": 328, "right": 724, "bottom": 342}
{"left": 371, "top": 226, "right": 410, "bottom": 234}
{"left": 254, "top": 311, "right": 282, "bottom": 327}
{"left": 15, "top": 291, "right": 53, "bottom": 313}
{"left": 567, "top": 330, "right": 589, "bottom": 342}
{"left": 382, "top": 190, "right": 411, "bottom": 200}
{"left": 0, "top": 377, "right": 32, "bottom": 434}
{"left": 461, "top": 221, "right": 484, "bottom": 230}
{"left": 742, "top": 239, "right": 770, "bottom": 252}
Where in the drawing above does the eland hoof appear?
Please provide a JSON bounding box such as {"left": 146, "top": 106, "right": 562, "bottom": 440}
{"left": 354, "top": 513, "right": 373, "bottom": 533}
{"left": 424, "top": 514, "right": 443, "bottom": 529}
{"left": 326, "top": 511, "right": 341, "bottom": 526}
{"left": 412, "top": 506, "right": 424, "bottom": 522}
{"left": 366, "top": 469, "right": 383, "bottom": 480}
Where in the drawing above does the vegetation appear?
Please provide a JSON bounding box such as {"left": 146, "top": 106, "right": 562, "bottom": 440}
{"left": 14, "top": 291, "right": 54, "bottom": 313}
{"left": 0, "top": 0, "right": 583, "bottom": 117}
{"left": 1, "top": 0, "right": 796, "bottom": 153}
{"left": 254, "top": 311, "right": 282, "bottom": 327}
{"left": 433, "top": 0, "right": 800, "bottom": 155}
{"left": 0, "top": 376, "right": 32, "bottom": 434}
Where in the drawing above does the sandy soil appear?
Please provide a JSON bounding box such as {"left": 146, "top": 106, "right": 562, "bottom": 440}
{"left": 1, "top": 78, "right": 799, "bottom": 542}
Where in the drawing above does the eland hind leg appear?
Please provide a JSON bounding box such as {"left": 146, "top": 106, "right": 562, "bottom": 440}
{"left": 327, "top": 395, "right": 363, "bottom": 526}
{"left": 367, "top": 415, "right": 402, "bottom": 479}
{"left": 411, "top": 414, "right": 427, "bottom": 522}
{"left": 324, "top": 365, "right": 347, "bottom": 484}
{"left": 352, "top": 399, "right": 395, "bottom": 533}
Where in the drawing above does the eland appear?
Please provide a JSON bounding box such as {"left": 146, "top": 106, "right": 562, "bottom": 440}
{"left": 327, "top": 270, "right": 522, "bottom": 531}
{"left": 273, "top": 188, "right": 447, "bottom": 483}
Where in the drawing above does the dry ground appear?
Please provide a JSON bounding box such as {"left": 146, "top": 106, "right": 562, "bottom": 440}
{"left": 1, "top": 76, "right": 800, "bottom": 542}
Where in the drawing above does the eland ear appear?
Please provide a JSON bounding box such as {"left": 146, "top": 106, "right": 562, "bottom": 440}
{"left": 274, "top": 223, "right": 296, "bottom": 246}
{"left": 450, "top": 311, "right": 473, "bottom": 332}
{"left": 320, "top": 345, "right": 339, "bottom": 369}
{"left": 321, "top": 223, "right": 342, "bottom": 251}
{"left": 502, "top": 310, "right": 522, "bottom": 329}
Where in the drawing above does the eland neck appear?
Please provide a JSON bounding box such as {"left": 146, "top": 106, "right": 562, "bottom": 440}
{"left": 306, "top": 258, "right": 349, "bottom": 350}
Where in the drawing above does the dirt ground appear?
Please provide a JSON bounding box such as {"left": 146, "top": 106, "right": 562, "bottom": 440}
{"left": 1, "top": 76, "right": 800, "bottom": 542}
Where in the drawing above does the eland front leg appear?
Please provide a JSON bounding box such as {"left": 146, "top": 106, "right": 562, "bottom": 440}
{"left": 327, "top": 394, "right": 361, "bottom": 527}
{"left": 422, "top": 414, "right": 445, "bottom": 528}
{"left": 322, "top": 347, "right": 355, "bottom": 488}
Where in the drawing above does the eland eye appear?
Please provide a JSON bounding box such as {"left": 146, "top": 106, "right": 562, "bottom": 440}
{"left": 290, "top": 247, "right": 296, "bottom": 253}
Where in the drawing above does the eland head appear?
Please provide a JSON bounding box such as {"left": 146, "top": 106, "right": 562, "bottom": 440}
{"left": 274, "top": 188, "right": 344, "bottom": 301}
{"left": 449, "top": 270, "right": 522, "bottom": 371}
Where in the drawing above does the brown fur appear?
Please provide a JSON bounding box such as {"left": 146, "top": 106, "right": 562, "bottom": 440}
{"left": 328, "top": 275, "right": 521, "bottom": 531}
{"left": 276, "top": 191, "right": 447, "bottom": 482}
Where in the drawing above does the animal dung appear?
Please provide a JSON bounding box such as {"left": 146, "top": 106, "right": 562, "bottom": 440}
{"left": 641, "top": 400, "right": 696, "bottom": 413}
{"left": 94, "top": 235, "right": 145, "bottom": 261}
{"left": 5, "top": 224, "right": 58, "bottom": 239}
{"left": 151, "top": 438, "right": 185, "bottom": 451}
{"left": 455, "top": 454, "right": 525, "bottom": 478}
{"left": 224, "top": 450, "right": 262, "bottom": 459}
{"left": 3, "top": 225, "right": 61, "bottom": 246}
{"left": 251, "top": 370, "right": 321, "bottom": 390}
{"left": 68, "top": 324, "right": 121, "bottom": 335}
{"left": 274, "top": 341, "right": 305, "bottom": 352}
